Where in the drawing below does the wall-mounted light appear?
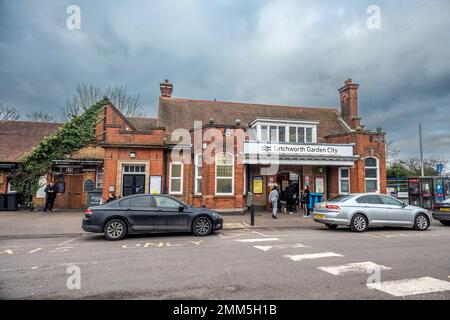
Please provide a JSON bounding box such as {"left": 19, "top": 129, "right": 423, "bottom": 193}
{"left": 129, "top": 152, "right": 136, "bottom": 158}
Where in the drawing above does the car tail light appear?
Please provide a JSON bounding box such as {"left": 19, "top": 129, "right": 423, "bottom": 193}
{"left": 326, "top": 204, "right": 341, "bottom": 210}
{"left": 84, "top": 209, "right": 93, "bottom": 215}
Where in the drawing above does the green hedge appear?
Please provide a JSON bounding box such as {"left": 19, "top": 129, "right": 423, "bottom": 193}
{"left": 12, "top": 97, "right": 110, "bottom": 202}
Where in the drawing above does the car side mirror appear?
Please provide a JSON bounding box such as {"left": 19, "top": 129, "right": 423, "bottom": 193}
{"left": 402, "top": 202, "right": 407, "bottom": 208}
{"left": 178, "top": 205, "right": 185, "bottom": 212}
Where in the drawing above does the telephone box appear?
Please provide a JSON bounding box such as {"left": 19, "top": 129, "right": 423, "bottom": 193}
{"left": 408, "top": 176, "right": 449, "bottom": 209}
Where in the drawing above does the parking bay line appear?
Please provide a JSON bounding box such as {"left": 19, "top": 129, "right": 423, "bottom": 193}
{"left": 234, "top": 238, "right": 280, "bottom": 243}
{"left": 318, "top": 261, "right": 392, "bottom": 275}
{"left": 367, "top": 277, "right": 450, "bottom": 297}
{"left": 254, "top": 243, "right": 310, "bottom": 252}
{"left": 283, "top": 252, "right": 344, "bottom": 262}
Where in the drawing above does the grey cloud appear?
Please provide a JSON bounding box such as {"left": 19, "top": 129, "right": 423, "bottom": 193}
{"left": 0, "top": 0, "right": 449, "bottom": 162}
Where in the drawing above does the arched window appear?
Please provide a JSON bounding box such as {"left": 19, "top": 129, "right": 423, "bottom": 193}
{"left": 364, "top": 157, "right": 379, "bottom": 192}
{"left": 215, "top": 153, "right": 234, "bottom": 195}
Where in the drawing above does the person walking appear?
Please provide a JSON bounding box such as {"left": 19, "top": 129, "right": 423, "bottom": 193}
{"left": 300, "top": 186, "right": 311, "bottom": 217}
{"left": 269, "top": 186, "right": 279, "bottom": 219}
{"left": 285, "top": 183, "right": 295, "bottom": 215}
{"left": 43, "top": 182, "right": 57, "bottom": 212}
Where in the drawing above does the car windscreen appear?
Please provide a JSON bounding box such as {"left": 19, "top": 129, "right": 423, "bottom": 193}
{"left": 327, "top": 195, "right": 355, "bottom": 203}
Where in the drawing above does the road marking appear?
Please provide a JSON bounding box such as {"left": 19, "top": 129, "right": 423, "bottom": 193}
{"left": 223, "top": 223, "right": 248, "bottom": 229}
{"left": 283, "top": 252, "right": 344, "bottom": 262}
{"left": 254, "top": 244, "right": 310, "bottom": 252}
{"left": 367, "top": 277, "right": 450, "bottom": 297}
{"left": 0, "top": 249, "right": 15, "bottom": 255}
{"left": 28, "top": 248, "right": 43, "bottom": 254}
{"left": 318, "top": 261, "right": 391, "bottom": 275}
{"left": 57, "top": 234, "right": 87, "bottom": 246}
{"left": 235, "top": 238, "right": 280, "bottom": 243}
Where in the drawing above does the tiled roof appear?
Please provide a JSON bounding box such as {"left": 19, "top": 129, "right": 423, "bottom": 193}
{"left": 126, "top": 117, "right": 158, "bottom": 131}
{"left": 158, "top": 97, "right": 350, "bottom": 142}
{"left": 0, "top": 121, "right": 61, "bottom": 163}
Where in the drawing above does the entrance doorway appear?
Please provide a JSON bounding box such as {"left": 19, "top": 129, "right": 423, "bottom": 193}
{"left": 277, "top": 171, "right": 301, "bottom": 202}
{"left": 122, "top": 164, "right": 146, "bottom": 197}
{"left": 54, "top": 174, "right": 83, "bottom": 209}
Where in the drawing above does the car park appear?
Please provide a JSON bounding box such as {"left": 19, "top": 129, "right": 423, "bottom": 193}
{"left": 82, "top": 194, "right": 223, "bottom": 240}
{"left": 431, "top": 198, "right": 450, "bottom": 226}
{"left": 312, "top": 193, "right": 432, "bottom": 232}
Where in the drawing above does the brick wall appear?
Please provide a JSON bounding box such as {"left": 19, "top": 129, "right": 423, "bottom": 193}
{"left": 326, "top": 131, "right": 387, "bottom": 196}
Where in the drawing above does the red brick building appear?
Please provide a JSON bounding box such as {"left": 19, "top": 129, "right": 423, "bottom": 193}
{"left": 1, "top": 79, "right": 386, "bottom": 212}
{"left": 95, "top": 78, "right": 386, "bottom": 212}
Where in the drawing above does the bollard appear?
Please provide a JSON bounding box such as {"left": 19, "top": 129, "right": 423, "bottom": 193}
{"left": 250, "top": 205, "right": 255, "bottom": 226}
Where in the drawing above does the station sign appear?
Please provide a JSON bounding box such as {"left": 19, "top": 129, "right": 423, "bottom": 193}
{"left": 244, "top": 142, "right": 354, "bottom": 157}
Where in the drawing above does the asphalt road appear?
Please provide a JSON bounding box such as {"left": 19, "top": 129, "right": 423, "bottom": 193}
{"left": 1, "top": 223, "right": 450, "bottom": 300}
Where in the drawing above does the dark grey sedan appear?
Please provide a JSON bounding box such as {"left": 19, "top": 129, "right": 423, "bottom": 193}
{"left": 82, "top": 194, "right": 223, "bottom": 240}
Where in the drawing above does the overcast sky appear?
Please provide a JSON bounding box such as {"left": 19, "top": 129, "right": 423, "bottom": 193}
{"left": 0, "top": 0, "right": 449, "bottom": 163}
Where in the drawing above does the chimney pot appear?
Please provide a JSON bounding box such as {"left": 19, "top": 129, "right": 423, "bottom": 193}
{"left": 160, "top": 79, "right": 173, "bottom": 98}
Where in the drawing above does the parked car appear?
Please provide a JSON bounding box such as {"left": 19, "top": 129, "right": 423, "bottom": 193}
{"left": 312, "top": 193, "right": 432, "bottom": 232}
{"left": 431, "top": 198, "right": 450, "bottom": 226}
{"left": 82, "top": 194, "right": 223, "bottom": 240}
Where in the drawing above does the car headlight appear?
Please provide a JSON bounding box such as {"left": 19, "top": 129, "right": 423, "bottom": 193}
{"left": 212, "top": 212, "right": 222, "bottom": 219}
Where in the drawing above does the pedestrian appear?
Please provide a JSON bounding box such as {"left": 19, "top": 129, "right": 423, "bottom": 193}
{"left": 300, "top": 186, "right": 311, "bottom": 217}
{"left": 105, "top": 193, "right": 117, "bottom": 203}
{"left": 43, "top": 182, "right": 57, "bottom": 212}
{"left": 268, "top": 186, "right": 279, "bottom": 219}
{"left": 285, "top": 183, "right": 295, "bottom": 215}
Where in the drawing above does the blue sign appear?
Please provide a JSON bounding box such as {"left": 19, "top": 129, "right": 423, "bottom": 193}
{"left": 437, "top": 163, "right": 443, "bottom": 174}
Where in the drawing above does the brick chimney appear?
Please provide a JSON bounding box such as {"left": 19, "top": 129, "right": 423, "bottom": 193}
{"left": 160, "top": 79, "right": 173, "bottom": 98}
{"left": 338, "top": 79, "right": 361, "bottom": 128}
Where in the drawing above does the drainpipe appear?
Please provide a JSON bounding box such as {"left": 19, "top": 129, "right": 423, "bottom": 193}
{"left": 163, "top": 150, "right": 168, "bottom": 194}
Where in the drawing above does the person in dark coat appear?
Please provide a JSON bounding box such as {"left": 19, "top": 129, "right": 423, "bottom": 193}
{"left": 43, "top": 182, "right": 57, "bottom": 212}
{"left": 105, "top": 193, "right": 117, "bottom": 203}
{"left": 300, "top": 186, "right": 311, "bottom": 217}
{"left": 285, "top": 183, "right": 295, "bottom": 215}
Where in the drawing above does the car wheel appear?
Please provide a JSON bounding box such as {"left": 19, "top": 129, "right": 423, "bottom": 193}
{"left": 192, "top": 217, "right": 212, "bottom": 236}
{"left": 413, "top": 214, "right": 430, "bottom": 231}
{"left": 325, "top": 224, "right": 338, "bottom": 229}
{"left": 440, "top": 220, "right": 450, "bottom": 226}
{"left": 350, "top": 214, "right": 368, "bottom": 232}
{"left": 104, "top": 219, "right": 127, "bottom": 241}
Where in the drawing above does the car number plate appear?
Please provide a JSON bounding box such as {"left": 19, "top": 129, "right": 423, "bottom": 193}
{"left": 440, "top": 208, "right": 450, "bottom": 212}
{"left": 315, "top": 214, "right": 325, "bottom": 219}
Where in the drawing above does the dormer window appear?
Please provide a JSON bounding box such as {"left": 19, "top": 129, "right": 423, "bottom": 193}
{"left": 250, "top": 119, "right": 318, "bottom": 144}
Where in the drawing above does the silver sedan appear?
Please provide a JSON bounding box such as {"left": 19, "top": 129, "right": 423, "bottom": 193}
{"left": 312, "top": 193, "right": 432, "bottom": 232}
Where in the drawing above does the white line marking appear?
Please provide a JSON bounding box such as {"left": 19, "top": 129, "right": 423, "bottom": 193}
{"left": 57, "top": 234, "right": 87, "bottom": 246}
{"left": 367, "top": 277, "right": 450, "bottom": 297}
{"left": 254, "top": 244, "right": 310, "bottom": 252}
{"left": 235, "top": 238, "right": 280, "bottom": 243}
{"left": 318, "top": 261, "right": 392, "bottom": 275}
{"left": 28, "top": 248, "right": 43, "bottom": 254}
{"left": 283, "top": 252, "right": 344, "bottom": 261}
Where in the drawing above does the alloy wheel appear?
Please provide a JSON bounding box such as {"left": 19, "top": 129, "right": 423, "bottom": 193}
{"left": 353, "top": 216, "right": 366, "bottom": 231}
{"left": 416, "top": 215, "right": 428, "bottom": 230}
{"left": 195, "top": 218, "right": 211, "bottom": 235}
{"left": 107, "top": 221, "right": 124, "bottom": 239}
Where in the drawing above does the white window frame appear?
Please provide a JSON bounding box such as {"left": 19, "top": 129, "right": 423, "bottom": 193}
{"left": 252, "top": 120, "right": 318, "bottom": 143}
{"left": 169, "top": 162, "right": 183, "bottom": 195}
{"left": 96, "top": 167, "right": 104, "bottom": 189}
{"left": 364, "top": 157, "right": 380, "bottom": 193}
{"left": 338, "top": 167, "right": 351, "bottom": 194}
{"left": 194, "top": 154, "right": 202, "bottom": 195}
{"left": 215, "top": 152, "right": 235, "bottom": 196}
{"left": 7, "top": 181, "right": 15, "bottom": 193}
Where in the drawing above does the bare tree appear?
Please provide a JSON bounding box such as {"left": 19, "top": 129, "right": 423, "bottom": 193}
{"left": 385, "top": 139, "right": 400, "bottom": 164}
{"left": 404, "top": 158, "right": 448, "bottom": 176}
{"left": 61, "top": 84, "right": 145, "bottom": 121}
{"left": 0, "top": 103, "right": 21, "bottom": 121}
{"left": 26, "top": 111, "right": 55, "bottom": 122}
